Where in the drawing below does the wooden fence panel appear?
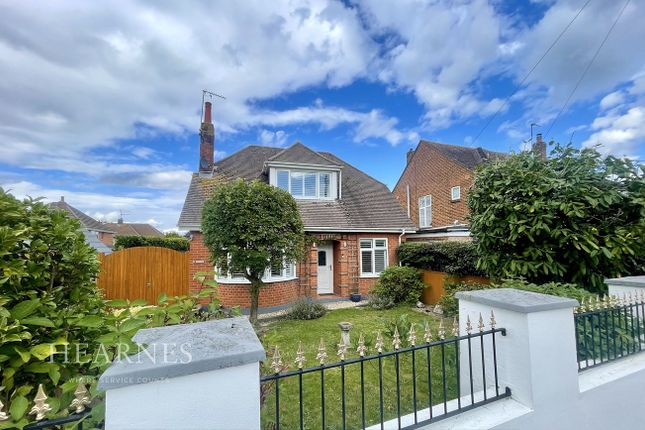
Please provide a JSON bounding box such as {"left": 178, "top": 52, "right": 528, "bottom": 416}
{"left": 97, "top": 246, "right": 189, "bottom": 303}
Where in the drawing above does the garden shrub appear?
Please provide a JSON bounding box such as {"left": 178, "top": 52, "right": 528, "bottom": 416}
{"left": 468, "top": 145, "right": 645, "bottom": 293}
{"left": 397, "top": 241, "right": 484, "bottom": 276}
{"left": 284, "top": 299, "right": 327, "bottom": 320}
{"left": 370, "top": 266, "right": 426, "bottom": 308}
{"left": 113, "top": 235, "right": 190, "bottom": 252}
{"left": 438, "top": 278, "right": 596, "bottom": 317}
{"left": 0, "top": 188, "right": 234, "bottom": 428}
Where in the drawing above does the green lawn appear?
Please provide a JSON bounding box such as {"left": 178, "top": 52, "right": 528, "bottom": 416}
{"left": 258, "top": 306, "right": 458, "bottom": 430}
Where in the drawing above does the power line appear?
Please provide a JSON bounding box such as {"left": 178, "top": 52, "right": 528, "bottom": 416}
{"left": 545, "top": 0, "right": 631, "bottom": 137}
{"left": 471, "top": 0, "right": 593, "bottom": 145}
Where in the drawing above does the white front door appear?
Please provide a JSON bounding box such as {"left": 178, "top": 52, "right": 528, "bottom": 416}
{"left": 317, "top": 243, "right": 334, "bottom": 294}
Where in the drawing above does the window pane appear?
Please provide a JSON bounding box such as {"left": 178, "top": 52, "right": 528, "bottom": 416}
{"left": 285, "top": 262, "right": 294, "bottom": 277}
{"left": 270, "top": 260, "right": 282, "bottom": 277}
{"left": 304, "top": 173, "right": 317, "bottom": 197}
{"left": 277, "top": 170, "right": 289, "bottom": 191}
{"left": 361, "top": 250, "right": 373, "bottom": 274}
{"left": 452, "top": 186, "right": 460, "bottom": 200}
{"left": 360, "top": 239, "right": 372, "bottom": 249}
{"left": 374, "top": 239, "right": 386, "bottom": 248}
{"left": 291, "top": 172, "right": 303, "bottom": 196}
{"left": 318, "top": 250, "right": 327, "bottom": 266}
{"left": 374, "top": 249, "right": 387, "bottom": 273}
{"left": 319, "top": 173, "right": 330, "bottom": 197}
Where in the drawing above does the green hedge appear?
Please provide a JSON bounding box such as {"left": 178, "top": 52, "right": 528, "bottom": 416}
{"left": 114, "top": 235, "right": 190, "bottom": 252}
{"left": 438, "top": 279, "right": 595, "bottom": 317}
{"left": 369, "top": 266, "right": 426, "bottom": 309}
{"left": 397, "top": 241, "right": 484, "bottom": 276}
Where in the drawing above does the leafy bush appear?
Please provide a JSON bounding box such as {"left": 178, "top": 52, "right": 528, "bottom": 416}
{"left": 397, "top": 241, "right": 484, "bottom": 276}
{"left": 367, "top": 294, "right": 396, "bottom": 310}
{"left": 468, "top": 145, "right": 644, "bottom": 293}
{"left": 284, "top": 299, "right": 327, "bottom": 320}
{"left": 0, "top": 189, "right": 233, "bottom": 428}
{"left": 438, "top": 278, "right": 596, "bottom": 317}
{"left": 370, "top": 266, "right": 426, "bottom": 307}
{"left": 113, "top": 235, "right": 190, "bottom": 252}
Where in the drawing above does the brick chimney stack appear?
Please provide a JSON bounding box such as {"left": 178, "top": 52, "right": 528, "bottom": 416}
{"left": 406, "top": 148, "right": 415, "bottom": 164}
{"left": 199, "top": 101, "right": 214, "bottom": 174}
{"left": 532, "top": 133, "right": 546, "bottom": 161}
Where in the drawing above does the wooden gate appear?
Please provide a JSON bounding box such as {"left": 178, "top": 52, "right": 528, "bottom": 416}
{"left": 97, "top": 246, "right": 189, "bottom": 303}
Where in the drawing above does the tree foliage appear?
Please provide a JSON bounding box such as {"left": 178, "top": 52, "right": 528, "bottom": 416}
{"left": 201, "top": 179, "right": 305, "bottom": 322}
{"left": 397, "top": 241, "right": 484, "bottom": 276}
{"left": 369, "top": 266, "right": 426, "bottom": 309}
{"left": 468, "top": 145, "right": 644, "bottom": 292}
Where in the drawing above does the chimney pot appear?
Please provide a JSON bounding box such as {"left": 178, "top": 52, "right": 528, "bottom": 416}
{"left": 199, "top": 101, "right": 215, "bottom": 173}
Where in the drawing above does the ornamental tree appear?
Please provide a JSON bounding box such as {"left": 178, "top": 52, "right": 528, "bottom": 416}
{"left": 201, "top": 179, "right": 305, "bottom": 323}
{"left": 468, "top": 144, "right": 644, "bottom": 293}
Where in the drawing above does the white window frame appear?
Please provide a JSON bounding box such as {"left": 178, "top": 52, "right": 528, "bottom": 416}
{"left": 419, "top": 195, "right": 432, "bottom": 228}
{"left": 359, "top": 238, "right": 388, "bottom": 278}
{"left": 451, "top": 186, "right": 461, "bottom": 201}
{"left": 274, "top": 168, "right": 334, "bottom": 200}
{"left": 216, "top": 257, "right": 297, "bottom": 284}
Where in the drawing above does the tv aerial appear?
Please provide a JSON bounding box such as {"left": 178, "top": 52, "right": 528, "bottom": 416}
{"left": 201, "top": 90, "right": 226, "bottom": 122}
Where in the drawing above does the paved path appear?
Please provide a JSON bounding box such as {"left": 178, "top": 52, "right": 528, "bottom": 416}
{"left": 257, "top": 298, "right": 368, "bottom": 321}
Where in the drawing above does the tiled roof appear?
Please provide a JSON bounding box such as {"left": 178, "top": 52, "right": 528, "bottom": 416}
{"left": 421, "top": 140, "right": 506, "bottom": 170}
{"left": 82, "top": 229, "right": 113, "bottom": 254}
{"left": 105, "top": 222, "right": 164, "bottom": 237}
{"left": 49, "top": 200, "right": 115, "bottom": 233}
{"left": 267, "top": 142, "right": 340, "bottom": 166}
{"left": 178, "top": 143, "right": 415, "bottom": 232}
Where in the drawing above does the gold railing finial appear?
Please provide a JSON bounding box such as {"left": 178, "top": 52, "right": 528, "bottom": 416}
{"left": 357, "top": 332, "right": 367, "bottom": 357}
{"left": 423, "top": 321, "right": 432, "bottom": 343}
{"left": 490, "top": 310, "right": 496, "bottom": 329}
{"left": 438, "top": 319, "right": 446, "bottom": 340}
{"left": 29, "top": 384, "right": 52, "bottom": 421}
{"left": 375, "top": 331, "right": 384, "bottom": 353}
{"left": 603, "top": 295, "right": 611, "bottom": 309}
{"left": 466, "top": 315, "right": 473, "bottom": 335}
{"left": 70, "top": 382, "right": 91, "bottom": 414}
{"left": 270, "top": 346, "right": 283, "bottom": 374}
{"left": 316, "top": 338, "right": 328, "bottom": 365}
{"left": 594, "top": 296, "right": 601, "bottom": 311}
{"left": 452, "top": 317, "right": 459, "bottom": 337}
{"left": 478, "top": 313, "right": 485, "bottom": 333}
{"left": 0, "top": 400, "right": 8, "bottom": 421}
{"left": 295, "top": 341, "right": 306, "bottom": 369}
{"left": 337, "top": 335, "right": 348, "bottom": 361}
{"left": 392, "top": 326, "right": 401, "bottom": 350}
{"left": 407, "top": 324, "right": 417, "bottom": 346}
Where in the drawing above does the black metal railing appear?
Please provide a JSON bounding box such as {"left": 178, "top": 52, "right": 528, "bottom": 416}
{"left": 575, "top": 294, "right": 645, "bottom": 371}
{"left": 261, "top": 319, "right": 510, "bottom": 430}
{"left": 24, "top": 410, "right": 99, "bottom": 430}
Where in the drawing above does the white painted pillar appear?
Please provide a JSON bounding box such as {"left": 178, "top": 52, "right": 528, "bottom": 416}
{"left": 456, "top": 288, "right": 579, "bottom": 411}
{"left": 98, "top": 317, "right": 265, "bottom": 430}
{"left": 606, "top": 275, "right": 645, "bottom": 298}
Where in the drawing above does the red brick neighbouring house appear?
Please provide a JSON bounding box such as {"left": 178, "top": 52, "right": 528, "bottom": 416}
{"left": 178, "top": 102, "right": 415, "bottom": 309}
{"left": 392, "top": 140, "right": 506, "bottom": 241}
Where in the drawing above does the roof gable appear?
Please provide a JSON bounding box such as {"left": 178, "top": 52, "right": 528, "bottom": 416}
{"left": 267, "top": 142, "right": 340, "bottom": 167}
{"left": 421, "top": 140, "right": 506, "bottom": 170}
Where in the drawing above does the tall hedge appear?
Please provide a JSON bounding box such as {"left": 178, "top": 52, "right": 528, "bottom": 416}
{"left": 397, "top": 241, "right": 485, "bottom": 276}
{"left": 114, "top": 235, "right": 190, "bottom": 252}
{"left": 468, "top": 145, "right": 644, "bottom": 293}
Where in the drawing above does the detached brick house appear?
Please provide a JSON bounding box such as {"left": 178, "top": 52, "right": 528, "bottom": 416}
{"left": 102, "top": 217, "right": 164, "bottom": 247}
{"left": 393, "top": 140, "right": 505, "bottom": 241}
{"left": 178, "top": 102, "right": 415, "bottom": 309}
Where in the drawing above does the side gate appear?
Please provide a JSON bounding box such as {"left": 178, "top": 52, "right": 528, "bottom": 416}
{"left": 97, "top": 246, "right": 189, "bottom": 303}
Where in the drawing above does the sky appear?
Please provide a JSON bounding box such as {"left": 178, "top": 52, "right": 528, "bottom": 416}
{"left": 1, "top": 0, "right": 644, "bottom": 232}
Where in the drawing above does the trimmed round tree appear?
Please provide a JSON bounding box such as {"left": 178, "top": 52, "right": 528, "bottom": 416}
{"left": 201, "top": 179, "right": 305, "bottom": 323}
{"left": 468, "top": 144, "right": 644, "bottom": 293}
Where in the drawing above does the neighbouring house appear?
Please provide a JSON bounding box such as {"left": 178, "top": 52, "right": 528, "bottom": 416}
{"left": 392, "top": 139, "right": 508, "bottom": 241}
{"left": 102, "top": 217, "right": 164, "bottom": 247}
{"left": 178, "top": 102, "right": 415, "bottom": 309}
{"left": 48, "top": 197, "right": 114, "bottom": 254}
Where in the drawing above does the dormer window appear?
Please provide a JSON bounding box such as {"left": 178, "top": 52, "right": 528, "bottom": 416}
{"left": 274, "top": 168, "right": 335, "bottom": 199}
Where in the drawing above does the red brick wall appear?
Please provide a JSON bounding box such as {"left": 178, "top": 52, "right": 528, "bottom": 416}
{"left": 393, "top": 143, "right": 474, "bottom": 228}
{"left": 188, "top": 231, "right": 405, "bottom": 308}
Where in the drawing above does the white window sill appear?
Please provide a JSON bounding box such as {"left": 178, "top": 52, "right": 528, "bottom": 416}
{"left": 216, "top": 276, "right": 298, "bottom": 285}
{"left": 360, "top": 274, "right": 382, "bottom": 279}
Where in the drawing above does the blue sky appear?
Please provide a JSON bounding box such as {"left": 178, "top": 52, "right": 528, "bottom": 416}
{"left": 1, "top": 0, "right": 643, "bottom": 231}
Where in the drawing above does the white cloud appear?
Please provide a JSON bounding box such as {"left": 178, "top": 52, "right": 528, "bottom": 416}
{"left": 582, "top": 106, "right": 645, "bottom": 157}
{"left": 259, "top": 130, "right": 289, "bottom": 147}
{"left": 599, "top": 91, "right": 626, "bottom": 110}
